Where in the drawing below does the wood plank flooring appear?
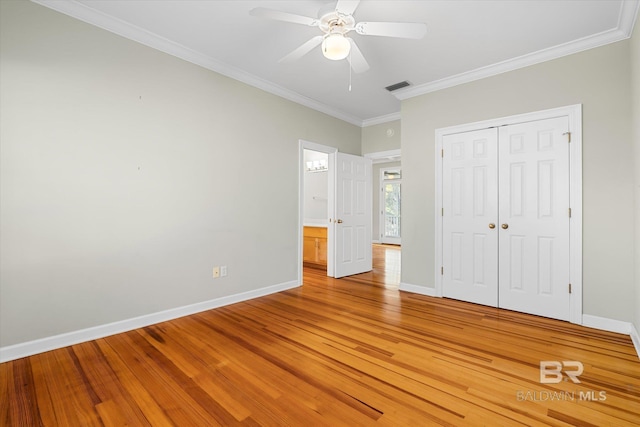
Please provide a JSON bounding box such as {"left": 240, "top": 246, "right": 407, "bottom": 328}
{"left": 2, "top": 245, "right": 639, "bottom": 426}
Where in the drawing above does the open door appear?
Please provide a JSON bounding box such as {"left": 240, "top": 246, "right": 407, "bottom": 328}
{"left": 333, "top": 152, "right": 373, "bottom": 278}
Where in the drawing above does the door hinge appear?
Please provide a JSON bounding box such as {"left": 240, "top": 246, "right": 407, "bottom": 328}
{"left": 569, "top": 283, "right": 572, "bottom": 294}
{"left": 441, "top": 148, "right": 444, "bottom": 158}
{"left": 563, "top": 132, "right": 571, "bottom": 143}
{"left": 569, "top": 207, "right": 572, "bottom": 218}
{"left": 441, "top": 266, "right": 444, "bottom": 275}
{"left": 441, "top": 207, "right": 444, "bottom": 216}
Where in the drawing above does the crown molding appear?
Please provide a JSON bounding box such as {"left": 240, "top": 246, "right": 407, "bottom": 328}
{"left": 619, "top": 0, "right": 640, "bottom": 35}
{"left": 393, "top": 0, "right": 640, "bottom": 101}
{"left": 364, "top": 149, "right": 401, "bottom": 164}
{"left": 30, "top": 0, "right": 640, "bottom": 126}
{"left": 30, "top": 0, "right": 365, "bottom": 127}
{"left": 361, "top": 112, "right": 401, "bottom": 127}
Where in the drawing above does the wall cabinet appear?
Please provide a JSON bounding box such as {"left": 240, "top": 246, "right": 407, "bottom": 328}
{"left": 303, "top": 226, "right": 327, "bottom": 269}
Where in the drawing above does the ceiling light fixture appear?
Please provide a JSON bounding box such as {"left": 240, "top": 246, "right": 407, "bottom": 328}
{"left": 322, "top": 31, "right": 350, "bottom": 61}
{"left": 251, "top": 0, "right": 427, "bottom": 73}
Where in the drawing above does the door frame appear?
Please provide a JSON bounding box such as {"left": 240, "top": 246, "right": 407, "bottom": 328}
{"left": 298, "top": 140, "right": 337, "bottom": 283}
{"left": 434, "top": 104, "right": 583, "bottom": 324}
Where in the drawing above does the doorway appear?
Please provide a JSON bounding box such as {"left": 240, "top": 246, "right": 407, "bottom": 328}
{"left": 298, "top": 140, "right": 373, "bottom": 283}
{"left": 302, "top": 149, "right": 330, "bottom": 272}
{"left": 380, "top": 167, "right": 402, "bottom": 245}
{"left": 435, "top": 105, "right": 583, "bottom": 324}
{"left": 299, "top": 141, "right": 336, "bottom": 284}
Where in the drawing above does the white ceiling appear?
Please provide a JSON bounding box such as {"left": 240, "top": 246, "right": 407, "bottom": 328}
{"left": 35, "top": 0, "right": 639, "bottom": 126}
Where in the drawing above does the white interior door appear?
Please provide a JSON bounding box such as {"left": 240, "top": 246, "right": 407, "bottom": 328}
{"left": 498, "top": 117, "right": 571, "bottom": 321}
{"left": 442, "top": 128, "right": 499, "bottom": 306}
{"left": 334, "top": 152, "right": 372, "bottom": 278}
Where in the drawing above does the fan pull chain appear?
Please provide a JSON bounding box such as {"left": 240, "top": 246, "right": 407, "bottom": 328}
{"left": 348, "top": 49, "right": 352, "bottom": 92}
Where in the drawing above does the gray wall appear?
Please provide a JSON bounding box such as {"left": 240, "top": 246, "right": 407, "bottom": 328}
{"left": 0, "top": 1, "right": 361, "bottom": 347}
{"left": 362, "top": 120, "right": 401, "bottom": 155}
{"left": 632, "top": 15, "right": 640, "bottom": 335}
{"left": 401, "top": 40, "right": 635, "bottom": 322}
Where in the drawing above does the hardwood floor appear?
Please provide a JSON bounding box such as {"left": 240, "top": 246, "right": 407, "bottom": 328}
{"left": 2, "top": 244, "right": 639, "bottom": 426}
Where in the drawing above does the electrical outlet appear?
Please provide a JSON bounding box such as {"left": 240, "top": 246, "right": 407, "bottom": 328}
{"left": 220, "top": 266, "right": 227, "bottom": 277}
{"left": 213, "top": 266, "right": 220, "bottom": 278}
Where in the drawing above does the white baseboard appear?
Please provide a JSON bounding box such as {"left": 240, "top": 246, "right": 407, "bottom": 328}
{"left": 399, "top": 282, "right": 439, "bottom": 297}
{"left": 393, "top": 294, "right": 640, "bottom": 360}
{"left": 582, "top": 314, "right": 640, "bottom": 360}
{"left": 631, "top": 323, "right": 640, "bottom": 360}
{"left": 0, "top": 280, "right": 300, "bottom": 363}
{"left": 582, "top": 314, "right": 632, "bottom": 334}
{"left": 5, "top": 283, "right": 637, "bottom": 363}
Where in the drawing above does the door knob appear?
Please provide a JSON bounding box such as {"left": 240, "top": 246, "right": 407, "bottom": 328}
{"left": 488, "top": 223, "right": 496, "bottom": 229}
{"left": 336, "top": 219, "right": 343, "bottom": 224}
{"left": 501, "top": 223, "right": 509, "bottom": 229}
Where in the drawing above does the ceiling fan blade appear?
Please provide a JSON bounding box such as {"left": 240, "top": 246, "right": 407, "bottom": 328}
{"left": 347, "top": 38, "right": 369, "bottom": 73}
{"left": 250, "top": 7, "right": 318, "bottom": 26}
{"left": 336, "top": 0, "right": 360, "bottom": 16}
{"left": 355, "top": 22, "right": 427, "bottom": 39}
{"left": 279, "top": 36, "right": 324, "bottom": 63}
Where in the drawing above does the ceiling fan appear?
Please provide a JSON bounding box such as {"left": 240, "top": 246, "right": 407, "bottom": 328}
{"left": 250, "top": 0, "right": 427, "bottom": 73}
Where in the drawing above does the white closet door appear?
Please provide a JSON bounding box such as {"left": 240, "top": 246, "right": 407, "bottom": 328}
{"left": 498, "top": 117, "right": 571, "bottom": 320}
{"left": 442, "top": 128, "right": 499, "bottom": 306}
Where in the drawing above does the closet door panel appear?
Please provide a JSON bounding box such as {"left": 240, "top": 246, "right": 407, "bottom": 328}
{"left": 498, "top": 117, "right": 571, "bottom": 321}
{"left": 442, "top": 128, "right": 499, "bottom": 307}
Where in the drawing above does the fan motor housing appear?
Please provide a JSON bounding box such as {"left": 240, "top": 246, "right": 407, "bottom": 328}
{"left": 318, "top": 9, "right": 355, "bottom": 34}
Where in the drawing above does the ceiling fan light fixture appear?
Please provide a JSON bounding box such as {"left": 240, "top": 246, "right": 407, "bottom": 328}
{"left": 322, "top": 33, "right": 350, "bottom": 60}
